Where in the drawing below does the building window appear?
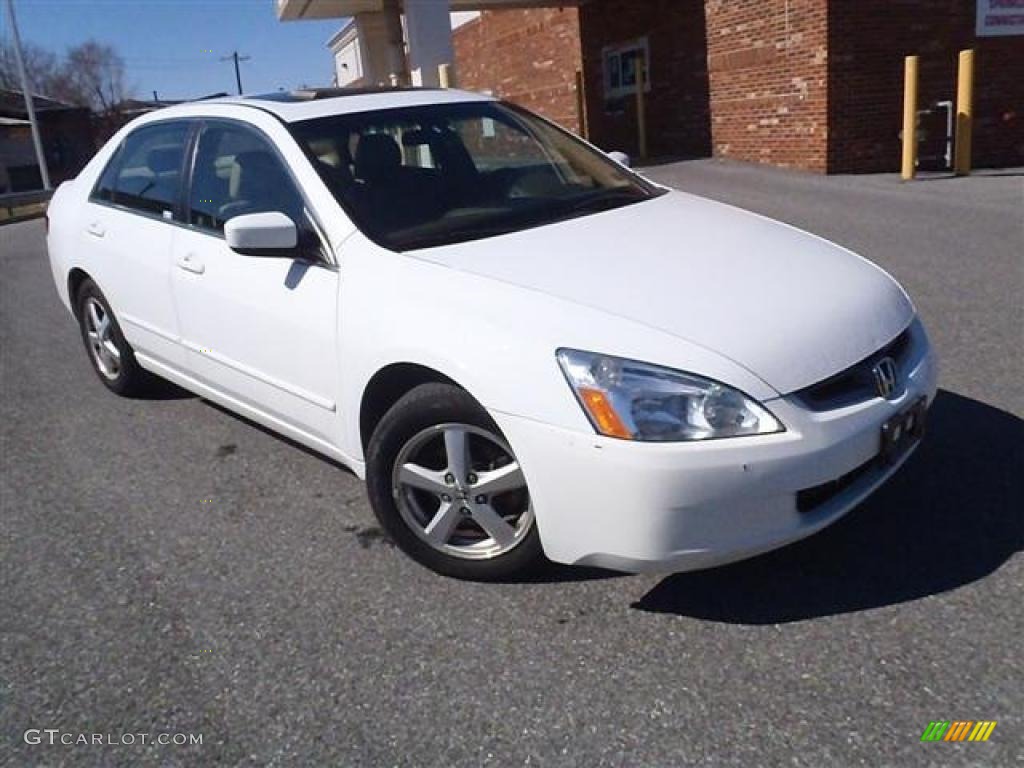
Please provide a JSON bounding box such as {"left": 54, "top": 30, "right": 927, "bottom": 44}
{"left": 603, "top": 38, "right": 650, "bottom": 101}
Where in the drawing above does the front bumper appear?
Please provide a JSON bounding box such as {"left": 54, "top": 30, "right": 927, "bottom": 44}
{"left": 493, "top": 325, "right": 938, "bottom": 573}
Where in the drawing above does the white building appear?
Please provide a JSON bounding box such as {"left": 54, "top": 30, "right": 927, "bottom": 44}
{"left": 280, "top": 0, "right": 513, "bottom": 87}
{"left": 327, "top": 8, "right": 481, "bottom": 88}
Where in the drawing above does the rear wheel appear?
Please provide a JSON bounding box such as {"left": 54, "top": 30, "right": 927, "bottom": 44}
{"left": 76, "top": 279, "right": 149, "bottom": 396}
{"left": 366, "top": 383, "right": 543, "bottom": 580}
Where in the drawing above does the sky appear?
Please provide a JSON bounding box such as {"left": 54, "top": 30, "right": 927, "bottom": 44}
{"left": 1, "top": 0, "right": 347, "bottom": 100}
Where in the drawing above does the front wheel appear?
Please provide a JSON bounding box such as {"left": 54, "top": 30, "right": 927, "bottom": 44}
{"left": 366, "top": 383, "right": 543, "bottom": 580}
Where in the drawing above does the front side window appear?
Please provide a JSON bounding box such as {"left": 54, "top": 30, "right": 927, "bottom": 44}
{"left": 95, "top": 121, "right": 190, "bottom": 216}
{"left": 290, "top": 101, "right": 664, "bottom": 251}
{"left": 188, "top": 122, "right": 306, "bottom": 234}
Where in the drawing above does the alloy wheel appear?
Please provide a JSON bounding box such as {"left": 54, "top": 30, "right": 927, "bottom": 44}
{"left": 83, "top": 297, "right": 121, "bottom": 380}
{"left": 392, "top": 423, "right": 533, "bottom": 560}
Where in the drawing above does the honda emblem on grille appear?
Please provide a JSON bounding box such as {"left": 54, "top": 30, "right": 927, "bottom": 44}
{"left": 872, "top": 356, "right": 899, "bottom": 399}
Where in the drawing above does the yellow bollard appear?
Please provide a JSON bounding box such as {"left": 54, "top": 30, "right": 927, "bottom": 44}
{"left": 635, "top": 57, "right": 648, "bottom": 161}
{"left": 901, "top": 55, "right": 919, "bottom": 180}
{"left": 954, "top": 49, "right": 974, "bottom": 176}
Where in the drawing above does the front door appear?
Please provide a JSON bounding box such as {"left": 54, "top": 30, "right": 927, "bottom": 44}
{"left": 170, "top": 120, "right": 340, "bottom": 445}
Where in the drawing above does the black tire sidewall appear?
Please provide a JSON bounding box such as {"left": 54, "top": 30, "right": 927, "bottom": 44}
{"left": 366, "top": 383, "right": 543, "bottom": 581}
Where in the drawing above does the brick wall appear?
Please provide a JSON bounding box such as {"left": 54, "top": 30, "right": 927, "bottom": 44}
{"left": 452, "top": 8, "right": 583, "bottom": 134}
{"left": 453, "top": 1, "right": 1022, "bottom": 173}
{"left": 704, "top": 0, "right": 829, "bottom": 172}
{"left": 829, "top": 0, "right": 1024, "bottom": 173}
{"left": 578, "top": 0, "right": 712, "bottom": 159}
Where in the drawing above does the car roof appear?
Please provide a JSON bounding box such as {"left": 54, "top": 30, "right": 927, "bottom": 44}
{"left": 161, "top": 86, "right": 496, "bottom": 124}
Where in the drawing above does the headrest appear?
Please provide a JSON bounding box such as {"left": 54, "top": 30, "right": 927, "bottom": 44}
{"left": 354, "top": 133, "right": 401, "bottom": 182}
{"left": 402, "top": 128, "right": 431, "bottom": 147}
{"left": 309, "top": 138, "right": 345, "bottom": 168}
{"left": 147, "top": 146, "right": 180, "bottom": 174}
{"left": 226, "top": 150, "right": 288, "bottom": 199}
{"left": 234, "top": 150, "right": 282, "bottom": 176}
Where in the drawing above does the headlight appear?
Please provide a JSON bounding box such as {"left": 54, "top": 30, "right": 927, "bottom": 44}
{"left": 557, "top": 349, "right": 783, "bottom": 442}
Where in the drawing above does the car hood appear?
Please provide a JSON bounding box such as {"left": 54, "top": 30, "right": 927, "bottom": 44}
{"left": 410, "top": 191, "right": 915, "bottom": 395}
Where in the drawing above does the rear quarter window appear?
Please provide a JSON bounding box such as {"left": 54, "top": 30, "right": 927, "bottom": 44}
{"left": 92, "top": 146, "right": 122, "bottom": 203}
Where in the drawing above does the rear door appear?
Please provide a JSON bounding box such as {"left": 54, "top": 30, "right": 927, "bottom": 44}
{"left": 169, "top": 119, "right": 340, "bottom": 444}
{"left": 83, "top": 120, "right": 193, "bottom": 368}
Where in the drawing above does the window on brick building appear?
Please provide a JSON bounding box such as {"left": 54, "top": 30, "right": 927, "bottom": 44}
{"left": 603, "top": 38, "right": 650, "bottom": 101}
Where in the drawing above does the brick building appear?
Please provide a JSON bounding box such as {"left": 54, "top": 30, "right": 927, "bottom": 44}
{"left": 449, "top": 0, "right": 1023, "bottom": 173}
{"left": 453, "top": 8, "right": 584, "bottom": 135}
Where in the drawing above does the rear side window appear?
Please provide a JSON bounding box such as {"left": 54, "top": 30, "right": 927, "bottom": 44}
{"left": 188, "top": 122, "right": 305, "bottom": 234}
{"left": 92, "top": 146, "right": 122, "bottom": 203}
{"left": 92, "top": 121, "right": 190, "bottom": 217}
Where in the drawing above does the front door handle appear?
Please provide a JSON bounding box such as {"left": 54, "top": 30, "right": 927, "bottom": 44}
{"left": 177, "top": 253, "right": 205, "bottom": 275}
{"left": 86, "top": 221, "right": 105, "bottom": 238}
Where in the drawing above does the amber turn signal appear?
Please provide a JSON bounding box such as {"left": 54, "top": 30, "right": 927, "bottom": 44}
{"left": 578, "top": 387, "right": 633, "bottom": 439}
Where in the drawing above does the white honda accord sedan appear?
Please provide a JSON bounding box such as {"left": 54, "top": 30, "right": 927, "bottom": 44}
{"left": 45, "top": 87, "right": 937, "bottom": 580}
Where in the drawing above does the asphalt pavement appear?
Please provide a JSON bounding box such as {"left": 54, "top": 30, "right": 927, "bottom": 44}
{"left": 1, "top": 160, "right": 1021, "bottom": 767}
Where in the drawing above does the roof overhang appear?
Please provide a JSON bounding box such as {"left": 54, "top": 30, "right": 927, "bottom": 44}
{"left": 277, "top": 0, "right": 579, "bottom": 21}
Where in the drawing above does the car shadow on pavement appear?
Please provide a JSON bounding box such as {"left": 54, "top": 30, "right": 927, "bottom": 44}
{"left": 509, "top": 562, "right": 628, "bottom": 584}
{"left": 199, "top": 398, "right": 358, "bottom": 476}
{"left": 632, "top": 389, "right": 1023, "bottom": 624}
{"left": 134, "top": 377, "right": 197, "bottom": 400}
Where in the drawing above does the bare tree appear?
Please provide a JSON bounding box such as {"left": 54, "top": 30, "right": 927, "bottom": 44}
{"left": 56, "top": 41, "right": 129, "bottom": 113}
{"left": 0, "top": 38, "right": 61, "bottom": 95}
{"left": 1, "top": 37, "right": 132, "bottom": 116}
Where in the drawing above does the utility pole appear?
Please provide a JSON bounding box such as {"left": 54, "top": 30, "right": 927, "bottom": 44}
{"left": 221, "top": 51, "right": 250, "bottom": 96}
{"left": 4, "top": 0, "right": 50, "bottom": 190}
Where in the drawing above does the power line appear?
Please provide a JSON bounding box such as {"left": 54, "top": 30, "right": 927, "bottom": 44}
{"left": 219, "top": 50, "right": 249, "bottom": 96}
{"left": 123, "top": 57, "right": 222, "bottom": 64}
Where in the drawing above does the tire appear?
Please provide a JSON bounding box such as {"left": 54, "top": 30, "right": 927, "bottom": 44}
{"left": 75, "top": 278, "right": 150, "bottom": 396}
{"left": 366, "top": 383, "right": 544, "bottom": 581}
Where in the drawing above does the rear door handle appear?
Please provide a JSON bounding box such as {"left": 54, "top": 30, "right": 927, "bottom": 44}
{"left": 86, "top": 221, "right": 105, "bottom": 238}
{"left": 177, "top": 253, "right": 205, "bottom": 275}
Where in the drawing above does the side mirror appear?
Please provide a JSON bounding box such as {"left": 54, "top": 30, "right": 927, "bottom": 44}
{"left": 607, "top": 151, "right": 632, "bottom": 168}
{"left": 225, "top": 212, "right": 298, "bottom": 256}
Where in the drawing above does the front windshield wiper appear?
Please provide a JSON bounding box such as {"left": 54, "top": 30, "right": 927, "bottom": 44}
{"left": 553, "top": 188, "right": 652, "bottom": 218}
{"left": 393, "top": 190, "right": 656, "bottom": 251}
{"left": 396, "top": 223, "right": 524, "bottom": 252}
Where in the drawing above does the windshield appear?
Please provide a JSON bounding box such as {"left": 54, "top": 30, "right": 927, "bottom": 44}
{"left": 289, "top": 101, "right": 665, "bottom": 251}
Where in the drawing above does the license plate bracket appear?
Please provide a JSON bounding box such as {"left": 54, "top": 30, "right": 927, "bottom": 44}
{"left": 879, "top": 396, "right": 928, "bottom": 465}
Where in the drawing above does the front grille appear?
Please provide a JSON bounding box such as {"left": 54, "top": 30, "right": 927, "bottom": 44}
{"left": 796, "top": 458, "right": 876, "bottom": 513}
{"left": 794, "top": 327, "right": 913, "bottom": 411}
